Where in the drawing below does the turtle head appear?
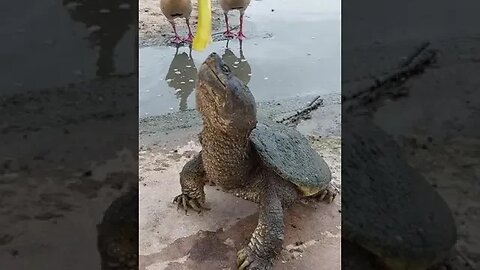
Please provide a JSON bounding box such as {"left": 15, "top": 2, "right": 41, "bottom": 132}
{"left": 196, "top": 52, "right": 257, "bottom": 133}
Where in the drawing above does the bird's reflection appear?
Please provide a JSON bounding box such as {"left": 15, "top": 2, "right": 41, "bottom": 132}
{"left": 222, "top": 40, "right": 251, "bottom": 85}
{"left": 165, "top": 45, "right": 197, "bottom": 111}
{"left": 63, "top": 0, "right": 134, "bottom": 78}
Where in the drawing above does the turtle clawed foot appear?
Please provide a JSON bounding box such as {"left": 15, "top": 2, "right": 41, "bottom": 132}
{"left": 315, "top": 184, "right": 339, "bottom": 203}
{"left": 173, "top": 194, "right": 210, "bottom": 215}
{"left": 237, "top": 247, "right": 273, "bottom": 270}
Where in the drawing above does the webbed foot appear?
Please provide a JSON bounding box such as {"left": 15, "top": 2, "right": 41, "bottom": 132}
{"left": 171, "top": 35, "right": 183, "bottom": 45}
{"left": 173, "top": 193, "right": 210, "bottom": 214}
{"left": 184, "top": 33, "right": 194, "bottom": 43}
{"left": 237, "top": 246, "right": 273, "bottom": 270}
{"left": 224, "top": 30, "right": 235, "bottom": 39}
{"left": 315, "top": 183, "right": 339, "bottom": 203}
{"left": 236, "top": 31, "right": 246, "bottom": 40}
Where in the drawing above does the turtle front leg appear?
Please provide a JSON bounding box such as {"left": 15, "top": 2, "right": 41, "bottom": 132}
{"left": 237, "top": 191, "right": 283, "bottom": 270}
{"left": 173, "top": 153, "right": 211, "bottom": 214}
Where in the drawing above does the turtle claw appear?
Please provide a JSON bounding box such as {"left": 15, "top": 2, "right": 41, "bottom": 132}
{"left": 173, "top": 194, "right": 210, "bottom": 214}
{"left": 237, "top": 247, "right": 272, "bottom": 270}
{"left": 207, "top": 180, "right": 216, "bottom": 186}
{"left": 315, "top": 184, "right": 339, "bottom": 203}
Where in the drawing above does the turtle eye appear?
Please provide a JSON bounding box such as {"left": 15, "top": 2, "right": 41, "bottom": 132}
{"left": 221, "top": 64, "right": 231, "bottom": 74}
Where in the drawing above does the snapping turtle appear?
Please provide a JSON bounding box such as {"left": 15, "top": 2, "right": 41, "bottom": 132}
{"left": 173, "top": 52, "right": 338, "bottom": 269}
{"left": 342, "top": 114, "right": 457, "bottom": 269}
{"left": 97, "top": 188, "right": 138, "bottom": 270}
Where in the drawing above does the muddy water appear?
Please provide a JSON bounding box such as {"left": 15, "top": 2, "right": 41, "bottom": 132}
{"left": 139, "top": 0, "right": 341, "bottom": 116}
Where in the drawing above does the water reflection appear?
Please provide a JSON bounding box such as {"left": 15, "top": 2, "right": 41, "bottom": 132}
{"left": 165, "top": 45, "right": 197, "bottom": 111}
{"left": 63, "top": 0, "right": 134, "bottom": 78}
{"left": 222, "top": 40, "right": 251, "bottom": 85}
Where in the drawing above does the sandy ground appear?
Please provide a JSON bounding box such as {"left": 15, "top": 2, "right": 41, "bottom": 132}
{"left": 0, "top": 77, "right": 139, "bottom": 269}
{"left": 380, "top": 45, "right": 480, "bottom": 269}
{"left": 139, "top": 94, "right": 342, "bottom": 270}
{"left": 139, "top": 138, "right": 341, "bottom": 270}
{"left": 140, "top": 0, "right": 230, "bottom": 46}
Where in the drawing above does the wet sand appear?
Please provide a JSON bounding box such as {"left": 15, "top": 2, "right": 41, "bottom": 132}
{"left": 343, "top": 34, "right": 480, "bottom": 270}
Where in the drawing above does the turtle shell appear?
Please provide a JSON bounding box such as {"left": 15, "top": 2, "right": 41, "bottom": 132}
{"left": 250, "top": 121, "right": 331, "bottom": 196}
{"left": 342, "top": 115, "right": 456, "bottom": 268}
{"left": 97, "top": 188, "right": 138, "bottom": 270}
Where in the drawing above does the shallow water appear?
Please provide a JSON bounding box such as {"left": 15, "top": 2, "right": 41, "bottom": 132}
{"left": 1, "top": 1, "right": 135, "bottom": 93}
{"left": 139, "top": 0, "right": 341, "bottom": 116}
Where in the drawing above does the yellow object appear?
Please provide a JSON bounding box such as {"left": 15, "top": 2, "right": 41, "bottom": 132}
{"left": 192, "top": 0, "right": 212, "bottom": 51}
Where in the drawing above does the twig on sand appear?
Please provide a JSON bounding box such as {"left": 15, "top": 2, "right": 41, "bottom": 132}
{"left": 343, "top": 42, "right": 437, "bottom": 112}
{"left": 399, "top": 41, "right": 431, "bottom": 68}
{"left": 277, "top": 96, "right": 324, "bottom": 127}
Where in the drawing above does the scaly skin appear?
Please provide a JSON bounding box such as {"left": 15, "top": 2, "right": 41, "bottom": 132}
{"left": 174, "top": 53, "right": 337, "bottom": 269}
{"left": 97, "top": 188, "right": 138, "bottom": 270}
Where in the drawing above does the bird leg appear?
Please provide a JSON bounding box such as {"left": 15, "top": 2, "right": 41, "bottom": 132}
{"left": 169, "top": 21, "right": 183, "bottom": 44}
{"left": 236, "top": 13, "right": 246, "bottom": 40}
{"left": 184, "top": 18, "right": 194, "bottom": 43}
{"left": 224, "top": 13, "right": 235, "bottom": 38}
